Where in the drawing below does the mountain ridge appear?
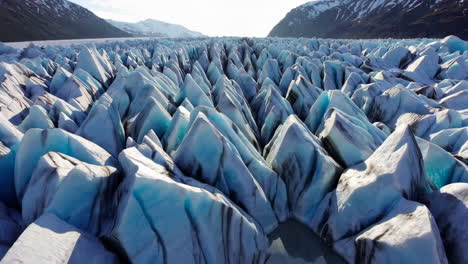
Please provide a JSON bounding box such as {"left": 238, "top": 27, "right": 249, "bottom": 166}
{"left": 269, "top": 0, "right": 468, "bottom": 39}
{"left": 0, "top": 0, "right": 132, "bottom": 42}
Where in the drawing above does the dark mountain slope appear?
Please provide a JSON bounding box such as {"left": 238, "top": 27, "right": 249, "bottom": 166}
{"left": 269, "top": 0, "right": 468, "bottom": 39}
{"left": 0, "top": 0, "right": 131, "bottom": 42}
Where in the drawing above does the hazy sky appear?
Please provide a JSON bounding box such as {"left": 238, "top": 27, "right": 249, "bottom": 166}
{"left": 68, "top": 0, "right": 312, "bottom": 37}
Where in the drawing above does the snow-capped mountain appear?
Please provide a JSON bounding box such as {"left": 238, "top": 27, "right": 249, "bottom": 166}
{"left": 0, "top": 0, "right": 131, "bottom": 42}
{"left": 269, "top": 0, "right": 468, "bottom": 39}
{"left": 107, "top": 19, "right": 205, "bottom": 38}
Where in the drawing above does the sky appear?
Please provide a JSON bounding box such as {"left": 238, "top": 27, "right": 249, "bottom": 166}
{"left": 68, "top": 0, "right": 312, "bottom": 37}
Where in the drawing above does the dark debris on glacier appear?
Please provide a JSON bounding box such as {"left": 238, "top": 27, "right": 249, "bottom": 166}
{"left": 0, "top": 35, "right": 467, "bottom": 263}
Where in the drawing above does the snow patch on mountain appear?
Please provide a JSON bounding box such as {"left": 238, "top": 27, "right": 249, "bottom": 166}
{"left": 298, "top": 0, "right": 450, "bottom": 21}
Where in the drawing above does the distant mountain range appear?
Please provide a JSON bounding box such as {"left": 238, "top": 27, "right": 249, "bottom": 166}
{"left": 107, "top": 19, "right": 204, "bottom": 38}
{"left": 0, "top": 0, "right": 204, "bottom": 42}
{"left": 269, "top": 0, "right": 468, "bottom": 39}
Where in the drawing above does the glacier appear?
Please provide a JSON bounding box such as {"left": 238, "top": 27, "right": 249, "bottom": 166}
{"left": 0, "top": 35, "right": 466, "bottom": 263}
{"left": 1, "top": 213, "right": 119, "bottom": 263}
{"left": 423, "top": 183, "right": 468, "bottom": 264}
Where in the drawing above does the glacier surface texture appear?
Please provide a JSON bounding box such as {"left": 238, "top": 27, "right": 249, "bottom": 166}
{"left": 0, "top": 35, "right": 467, "bottom": 263}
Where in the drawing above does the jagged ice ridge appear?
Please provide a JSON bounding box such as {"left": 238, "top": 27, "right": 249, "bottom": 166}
{"left": 0, "top": 35, "right": 467, "bottom": 263}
